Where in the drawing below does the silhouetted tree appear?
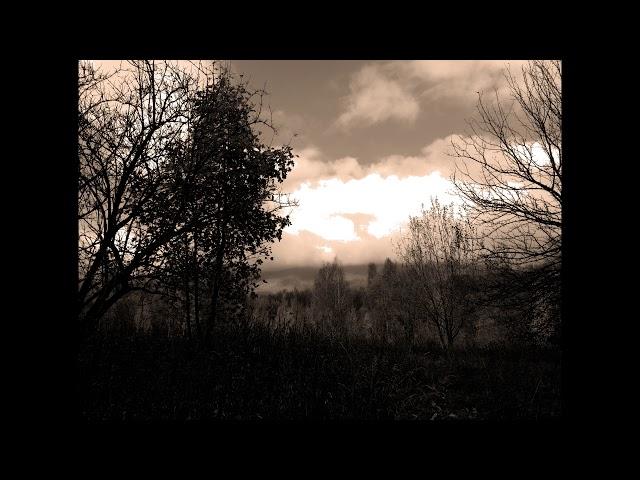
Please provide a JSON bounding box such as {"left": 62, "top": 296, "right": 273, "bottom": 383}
{"left": 183, "top": 71, "right": 295, "bottom": 340}
{"left": 397, "top": 199, "right": 482, "bottom": 349}
{"left": 451, "top": 60, "right": 561, "bottom": 341}
{"left": 367, "top": 262, "right": 378, "bottom": 287}
{"left": 367, "top": 258, "right": 407, "bottom": 345}
{"left": 379, "top": 259, "right": 399, "bottom": 344}
{"left": 395, "top": 265, "right": 421, "bottom": 348}
{"left": 78, "top": 61, "right": 295, "bottom": 339}
{"left": 311, "top": 259, "right": 351, "bottom": 336}
{"left": 78, "top": 60, "right": 203, "bottom": 334}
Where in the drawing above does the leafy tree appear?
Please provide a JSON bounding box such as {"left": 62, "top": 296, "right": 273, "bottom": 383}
{"left": 78, "top": 61, "right": 295, "bottom": 339}
{"left": 181, "top": 70, "right": 295, "bottom": 340}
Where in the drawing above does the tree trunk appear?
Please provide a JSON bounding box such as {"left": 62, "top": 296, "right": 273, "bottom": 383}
{"left": 184, "top": 234, "right": 192, "bottom": 339}
{"left": 80, "top": 282, "right": 130, "bottom": 340}
{"left": 434, "top": 319, "right": 447, "bottom": 350}
{"left": 184, "top": 272, "right": 192, "bottom": 340}
{"left": 404, "top": 314, "right": 414, "bottom": 351}
{"left": 193, "top": 229, "right": 200, "bottom": 339}
{"left": 206, "top": 233, "right": 226, "bottom": 342}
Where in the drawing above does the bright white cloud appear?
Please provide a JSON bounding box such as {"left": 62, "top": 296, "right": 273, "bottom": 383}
{"left": 315, "top": 245, "right": 334, "bottom": 255}
{"left": 272, "top": 136, "right": 484, "bottom": 266}
{"left": 285, "top": 171, "right": 460, "bottom": 242}
{"left": 280, "top": 137, "right": 466, "bottom": 243}
{"left": 512, "top": 141, "right": 559, "bottom": 168}
{"left": 316, "top": 245, "right": 332, "bottom": 253}
{"left": 337, "top": 64, "right": 419, "bottom": 128}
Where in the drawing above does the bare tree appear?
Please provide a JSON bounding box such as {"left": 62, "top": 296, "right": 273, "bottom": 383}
{"left": 78, "top": 60, "right": 202, "bottom": 332}
{"left": 397, "top": 199, "right": 482, "bottom": 349}
{"left": 367, "top": 262, "right": 378, "bottom": 287}
{"left": 451, "top": 60, "right": 561, "bottom": 340}
{"left": 395, "top": 265, "right": 422, "bottom": 349}
{"left": 367, "top": 258, "right": 404, "bottom": 345}
{"left": 311, "top": 259, "right": 351, "bottom": 337}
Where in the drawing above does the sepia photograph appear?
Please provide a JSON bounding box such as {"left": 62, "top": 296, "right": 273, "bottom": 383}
{"left": 76, "top": 59, "right": 562, "bottom": 422}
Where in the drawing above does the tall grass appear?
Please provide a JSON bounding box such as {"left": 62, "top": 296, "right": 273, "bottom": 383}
{"left": 77, "top": 319, "right": 561, "bottom": 422}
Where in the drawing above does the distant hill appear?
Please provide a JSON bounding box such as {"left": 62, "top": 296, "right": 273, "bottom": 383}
{"left": 257, "top": 263, "right": 379, "bottom": 293}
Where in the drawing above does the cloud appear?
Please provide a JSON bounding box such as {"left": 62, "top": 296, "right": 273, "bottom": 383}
{"left": 336, "top": 64, "right": 419, "bottom": 128}
{"left": 512, "top": 141, "right": 559, "bottom": 168}
{"left": 271, "top": 109, "right": 309, "bottom": 143}
{"left": 282, "top": 147, "right": 365, "bottom": 191}
{"left": 368, "top": 136, "right": 459, "bottom": 178}
{"left": 404, "top": 60, "right": 528, "bottom": 102}
{"left": 336, "top": 60, "right": 529, "bottom": 129}
{"left": 285, "top": 170, "right": 460, "bottom": 242}
{"left": 272, "top": 136, "right": 485, "bottom": 268}
{"left": 283, "top": 135, "right": 460, "bottom": 191}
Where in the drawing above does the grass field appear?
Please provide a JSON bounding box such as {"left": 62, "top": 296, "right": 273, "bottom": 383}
{"left": 77, "top": 322, "right": 561, "bottom": 422}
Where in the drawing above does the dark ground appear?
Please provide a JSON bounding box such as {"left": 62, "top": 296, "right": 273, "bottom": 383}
{"left": 76, "top": 323, "right": 561, "bottom": 422}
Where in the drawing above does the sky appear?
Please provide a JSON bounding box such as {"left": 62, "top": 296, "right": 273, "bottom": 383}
{"left": 225, "top": 60, "right": 529, "bottom": 278}
{"left": 88, "top": 59, "right": 532, "bottom": 290}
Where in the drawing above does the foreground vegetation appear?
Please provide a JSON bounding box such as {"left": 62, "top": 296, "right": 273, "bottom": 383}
{"left": 77, "top": 321, "right": 560, "bottom": 422}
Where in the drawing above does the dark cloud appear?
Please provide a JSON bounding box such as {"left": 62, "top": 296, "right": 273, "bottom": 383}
{"left": 230, "top": 60, "right": 490, "bottom": 164}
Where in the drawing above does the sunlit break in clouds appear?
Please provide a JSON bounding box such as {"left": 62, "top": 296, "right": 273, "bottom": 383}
{"left": 285, "top": 170, "right": 460, "bottom": 242}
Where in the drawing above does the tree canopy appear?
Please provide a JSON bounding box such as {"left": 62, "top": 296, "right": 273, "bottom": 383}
{"left": 78, "top": 60, "right": 295, "bottom": 337}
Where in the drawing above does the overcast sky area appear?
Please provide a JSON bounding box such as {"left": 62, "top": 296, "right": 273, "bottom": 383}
{"left": 228, "top": 61, "right": 529, "bottom": 276}
{"left": 90, "top": 59, "right": 530, "bottom": 291}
